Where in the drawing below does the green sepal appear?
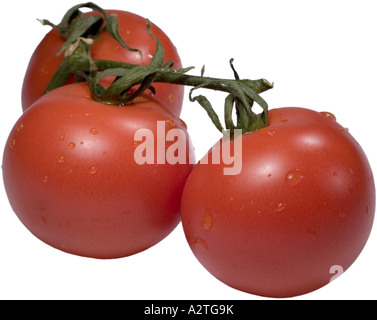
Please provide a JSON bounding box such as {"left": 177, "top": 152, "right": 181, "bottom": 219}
{"left": 39, "top": 2, "right": 141, "bottom": 57}
{"left": 57, "top": 14, "right": 102, "bottom": 56}
{"left": 105, "top": 14, "right": 142, "bottom": 57}
{"left": 146, "top": 20, "right": 165, "bottom": 67}
{"left": 189, "top": 85, "right": 224, "bottom": 133}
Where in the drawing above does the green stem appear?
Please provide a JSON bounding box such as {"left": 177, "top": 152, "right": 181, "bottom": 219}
{"left": 44, "top": 40, "right": 94, "bottom": 94}
{"left": 89, "top": 62, "right": 273, "bottom": 133}
{"left": 47, "top": 56, "right": 272, "bottom": 97}
{"left": 41, "top": 3, "right": 273, "bottom": 135}
{"left": 46, "top": 53, "right": 273, "bottom": 134}
{"left": 155, "top": 70, "right": 272, "bottom": 96}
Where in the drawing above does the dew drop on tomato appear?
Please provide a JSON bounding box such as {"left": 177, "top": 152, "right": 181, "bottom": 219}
{"left": 286, "top": 169, "right": 304, "bottom": 186}
{"left": 17, "top": 122, "right": 24, "bottom": 132}
{"left": 9, "top": 137, "right": 16, "bottom": 149}
{"left": 194, "top": 237, "right": 208, "bottom": 250}
{"left": 258, "top": 128, "right": 276, "bottom": 136}
{"left": 68, "top": 142, "right": 76, "bottom": 150}
{"left": 57, "top": 155, "right": 65, "bottom": 164}
{"left": 202, "top": 209, "right": 213, "bottom": 230}
{"left": 165, "top": 118, "right": 175, "bottom": 127}
{"left": 89, "top": 165, "right": 98, "bottom": 175}
{"left": 320, "top": 111, "right": 337, "bottom": 120}
{"left": 274, "top": 202, "right": 287, "bottom": 213}
{"left": 90, "top": 128, "right": 99, "bottom": 135}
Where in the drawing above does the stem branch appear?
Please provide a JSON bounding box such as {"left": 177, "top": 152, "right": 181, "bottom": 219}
{"left": 41, "top": 3, "right": 274, "bottom": 136}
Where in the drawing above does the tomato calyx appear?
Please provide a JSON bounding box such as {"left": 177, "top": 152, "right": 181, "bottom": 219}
{"left": 40, "top": 2, "right": 145, "bottom": 96}
{"left": 39, "top": 2, "right": 142, "bottom": 57}
{"left": 40, "top": 2, "right": 274, "bottom": 136}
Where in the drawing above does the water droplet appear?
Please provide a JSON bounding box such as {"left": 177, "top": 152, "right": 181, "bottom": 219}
{"left": 194, "top": 237, "right": 208, "bottom": 250}
{"left": 320, "top": 111, "right": 337, "bottom": 121}
{"left": 57, "top": 155, "right": 65, "bottom": 164}
{"left": 42, "top": 176, "right": 48, "bottom": 184}
{"left": 17, "top": 122, "right": 24, "bottom": 132}
{"left": 89, "top": 165, "right": 98, "bottom": 175}
{"left": 274, "top": 202, "right": 287, "bottom": 213}
{"left": 286, "top": 169, "right": 304, "bottom": 186}
{"left": 202, "top": 209, "right": 213, "bottom": 230}
{"left": 90, "top": 128, "right": 98, "bottom": 135}
{"left": 258, "top": 128, "right": 276, "bottom": 136}
{"left": 40, "top": 216, "right": 48, "bottom": 225}
{"left": 165, "top": 118, "right": 175, "bottom": 127}
{"left": 9, "top": 137, "right": 16, "bottom": 149}
{"left": 60, "top": 133, "right": 66, "bottom": 141}
{"left": 168, "top": 94, "right": 174, "bottom": 103}
{"left": 68, "top": 142, "right": 76, "bottom": 150}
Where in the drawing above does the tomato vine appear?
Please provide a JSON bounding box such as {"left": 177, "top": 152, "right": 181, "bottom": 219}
{"left": 40, "top": 2, "right": 273, "bottom": 135}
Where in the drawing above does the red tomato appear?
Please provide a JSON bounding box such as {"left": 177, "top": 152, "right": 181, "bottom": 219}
{"left": 3, "top": 82, "right": 193, "bottom": 259}
{"left": 181, "top": 107, "right": 375, "bottom": 298}
{"left": 21, "top": 10, "right": 183, "bottom": 115}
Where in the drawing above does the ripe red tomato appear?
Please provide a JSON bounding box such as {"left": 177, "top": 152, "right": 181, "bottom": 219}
{"left": 3, "top": 82, "right": 193, "bottom": 259}
{"left": 21, "top": 10, "right": 184, "bottom": 115}
{"left": 181, "top": 107, "right": 375, "bottom": 298}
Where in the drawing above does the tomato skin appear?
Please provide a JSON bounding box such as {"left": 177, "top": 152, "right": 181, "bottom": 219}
{"left": 21, "top": 10, "right": 183, "bottom": 115}
{"left": 181, "top": 107, "right": 375, "bottom": 298}
{"left": 3, "top": 82, "right": 193, "bottom": 259}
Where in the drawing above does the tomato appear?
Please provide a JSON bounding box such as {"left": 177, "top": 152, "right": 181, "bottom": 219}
{"left": 3, "top": 82, "right": 193, "bottom": 259}
{"left": 180, "top": 107, "right": 375, "bottom": 298}
{"left": 21, "top": 10, "right": 183, "bottom": 115}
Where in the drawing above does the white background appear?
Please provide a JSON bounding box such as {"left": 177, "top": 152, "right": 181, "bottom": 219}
{"left": 1, "top": 0, "right": 376, "bottom": 300}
